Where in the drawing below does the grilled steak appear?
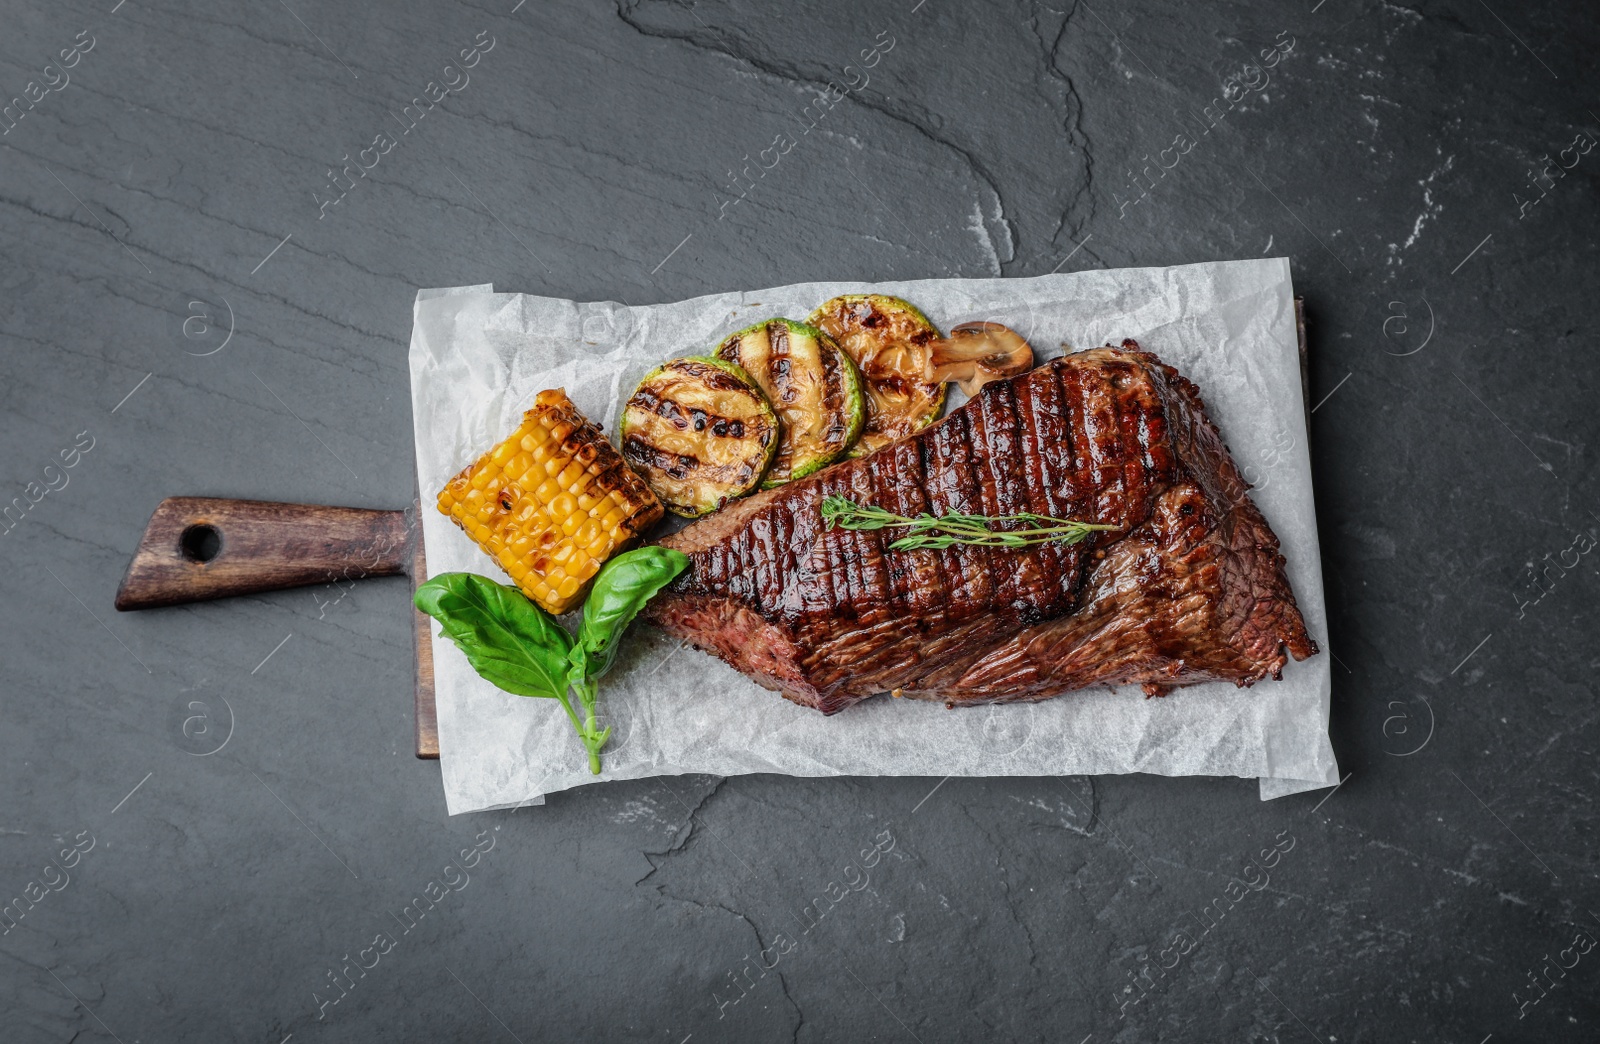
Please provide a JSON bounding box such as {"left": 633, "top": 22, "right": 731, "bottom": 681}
{"left": 643, "top": 342, "right": 1317, "bottom": 714}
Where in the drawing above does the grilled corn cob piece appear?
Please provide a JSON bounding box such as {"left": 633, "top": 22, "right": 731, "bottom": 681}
{"left": 437, "top": 389, "right": 663, "bottom": 615}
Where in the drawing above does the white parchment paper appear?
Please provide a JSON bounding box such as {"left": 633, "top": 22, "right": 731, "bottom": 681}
{"left": 408, "top": 260, "right": 1338, "bottom": 814}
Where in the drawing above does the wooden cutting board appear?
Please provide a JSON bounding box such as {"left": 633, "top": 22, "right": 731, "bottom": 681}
{"left": 116, "top": 495, "right": 441, "bottom": 759}
{"left": 114, "top": 300, "right": 1309, "bottom": 764}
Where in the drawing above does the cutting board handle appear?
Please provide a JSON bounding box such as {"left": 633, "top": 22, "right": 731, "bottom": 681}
{"left": 115, "top": 497, "right": 413, "bottom": 610}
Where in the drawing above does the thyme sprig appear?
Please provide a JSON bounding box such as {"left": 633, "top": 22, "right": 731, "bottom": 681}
{"left": 820, "top": 495, "right": 1117, "bottom": 551}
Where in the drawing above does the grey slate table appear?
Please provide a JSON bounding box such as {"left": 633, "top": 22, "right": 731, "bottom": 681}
{"left": 3, "top": 1, "right": 1597, "bottom": 1041}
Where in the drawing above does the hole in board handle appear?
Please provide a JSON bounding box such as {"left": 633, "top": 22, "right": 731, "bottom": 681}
{"left": 179, "top": 523, "right": 222, "bottom": 563}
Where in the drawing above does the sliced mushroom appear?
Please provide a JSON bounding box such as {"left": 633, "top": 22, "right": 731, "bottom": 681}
{"left": 925, "top": 322, "right": 1035, "bottom": 396}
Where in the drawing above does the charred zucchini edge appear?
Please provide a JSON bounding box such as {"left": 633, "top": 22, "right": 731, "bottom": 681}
{"left": 715, "top": 318, "right": 866, "bottom": 488}
{"left": 618, "top": 355, "right": 779, "bottom": 518}
{"left": 806, "top": 294, "right": 947, "bottom": 458}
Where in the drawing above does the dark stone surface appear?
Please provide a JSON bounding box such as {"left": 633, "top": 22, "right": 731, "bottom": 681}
{"left": 1, "top": 0, "right": 1596, "bottom": 1040}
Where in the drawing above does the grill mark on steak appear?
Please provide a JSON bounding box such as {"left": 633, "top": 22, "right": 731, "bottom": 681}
{"left": 857, "top": 456, "right": 900, "bottom": 622}
{"left": 825, "top": 467, "right": 868, "bottom": 625}
{"left": 883, "top": 435, "right": 944, "bottom": 618}
{"left": 911, "top": 431, "right": 959, "bottom": 618}
{"left": 1113, "top": 363, "right": 1150, "bottom": 529}
{"left": 813, "top": 470, "right": 854, "bottom": 623}
{"left": 895, "top": 420, "right": 943, "bottom": 617}
{"left": 1059, "top": 362, "right": 1094, "bottom": 522}
{"left": 934, "top": 409, "right": 996, "bottom": 612}
{"left": 974, "top": 381, "right": 1026, "bottom": 609}
{"left": 1020, "top": 364, "right": 1078, "bottom": 604}
{"left": 1085, "top": 363, "right": 1129, "bottom": 531}
{"left": 645, "top": 343, "right": 1317, "bottom": 714}
{"left": 878, "top": 443, "right": 943, "bottom": 643}
{"left": 750, "top": 502, "right": 784, "bottom": 618}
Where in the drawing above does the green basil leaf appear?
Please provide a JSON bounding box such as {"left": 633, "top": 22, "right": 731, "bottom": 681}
{"left": 414, "top": 573, "right": 573, "bottom": 699}
{"left": 567, "top": 547, "right": 689, "bottom": 688}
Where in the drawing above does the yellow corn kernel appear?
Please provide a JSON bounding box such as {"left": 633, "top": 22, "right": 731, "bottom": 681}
{"left": 436, "top": 388, "right": 665, "bottom": 615}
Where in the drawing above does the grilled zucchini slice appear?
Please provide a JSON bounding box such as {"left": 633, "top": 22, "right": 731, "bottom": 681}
{"left": 715, "top": 319, "right": 865, "bottom": 487}
{"left": 620, "top": 356, "right": 778, "bottom": 518}
{"left": 807, "top": 294, "right": 945, "bottom": 458}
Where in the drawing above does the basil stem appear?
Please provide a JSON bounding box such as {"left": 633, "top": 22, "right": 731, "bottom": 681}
{"left": 415, "top": 549, "right": 689, "bottom": 777}
{"left": 414, "top": 573, "right": 607, "bottom": 773}
{"left": 566, "top": 547, "right": 690, "bottom": 773}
